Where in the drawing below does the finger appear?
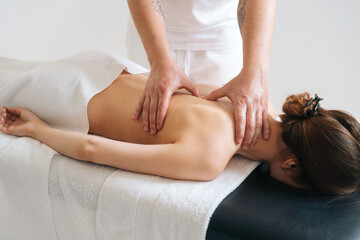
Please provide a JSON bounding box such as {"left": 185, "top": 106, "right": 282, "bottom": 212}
{"left": 0, "top": 124, "right": 8, "bottom": 133}
{"left": 233, "top": 103, "right": 247, "bottom": 145}
{"left": 183, "top": 81, "right": 200, "bottom": 97}
{"left": 5, "top": 112, "right": 17, "bottom": 121}
{"left": 2, "top": 115, "right": 12, "bottom": 127}
{"left": 262, "top": 109, "right": 271, "bottom": 139}
{"left": 156, "top": 92, "right": 171, "bottom": 130}
{"left": 0, "top": 115, "right": 4, "bottom": 126}
{"left": 149, "top": 95, "right": 159, "bottom": 135}
{"left": 142, "top": 97, "right": 150, "bottom": 132}
{"left": 6, "top": 107, "right": 22, "bottom": 116}
{"left": 0, "top": 109, "right": 5, "bottom": 119}
{"left": 4, "top": 107, "right": 17, "bottom": 121}
{"left": 1, "top": 108, "right": 14, "bottom": 124}
{"left": 242, "top": 107, "right": 255, "bottom": 149}
{"left": 0, "top": 116, "right": 11, "bottom": 132}
{"left": 0, "top": 116, "right": 12, "bottom": 129}
{"left": 3, "top": 120, "right": 12, "bottom": 129}
{"left": 0, "top": 109, "right": 10, "bottom": 131}
{"left": 205, "top": 87, "right": 226, "bottom": 101}
{"left": 132, "top": 95, "right": 146, "bottom": 120}
{"left": 1, "top": 106, "right": 9, "bottom": 119}
{"left": 250, "top": 110, "right": 263, "bottom": 148}
{"left": 0, "top": 111, "right": 12, "bottom": 126}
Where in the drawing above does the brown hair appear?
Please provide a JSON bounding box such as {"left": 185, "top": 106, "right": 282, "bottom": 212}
{"left": 279, "top": 92, "right": 360, "bottom": 195}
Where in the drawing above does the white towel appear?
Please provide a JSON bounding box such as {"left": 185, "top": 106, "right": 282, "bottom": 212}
{"left": 96, "top": 156, "right": 259, "bottom": 240}
{"left": 47, "top": 152, "right": 258, "bottom": 240}
{"left": 0, "top": 51, "right": 260, "bottom": 239}
{"left": 0, "top": 51, "right": 148, "bottom": 239}
{"left": 0, "top": 133, "right": 58, "bottom": 239}
{"left": 0, "top": 51, "right": 147, "bottom": 133}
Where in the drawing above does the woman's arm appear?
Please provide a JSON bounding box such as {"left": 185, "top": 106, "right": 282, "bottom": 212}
{"left": 83, "top": 135, "right": 215, "bottom": 180}
{"left": 0, "top": 106, "right": 218, "bottom": 181}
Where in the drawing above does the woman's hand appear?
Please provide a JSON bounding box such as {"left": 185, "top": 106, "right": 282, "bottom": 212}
{"left": 0, "top": 106, "right": 47, "bottom": 137}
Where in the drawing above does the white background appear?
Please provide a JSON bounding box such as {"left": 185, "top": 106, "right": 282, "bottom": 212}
{"left": 0, "top": 0, "right": 359, "bottom": 119}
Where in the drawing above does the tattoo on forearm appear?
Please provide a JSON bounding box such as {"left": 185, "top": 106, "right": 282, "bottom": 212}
{"left": 237, "top": 0, "right": 248, "bottom": 34}
{"left": 151, "top": 0, "right": 164, "bottom": 16}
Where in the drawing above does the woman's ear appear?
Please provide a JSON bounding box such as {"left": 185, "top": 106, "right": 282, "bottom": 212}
{"left": 281, "top": 157, "right": 297, "bottom": 170}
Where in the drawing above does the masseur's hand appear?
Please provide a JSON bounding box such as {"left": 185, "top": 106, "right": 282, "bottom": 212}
{"left": 205, "top": 68, "right": 271, "bottom": 148}
{"left": 0, "top": 106, "right": 47, "bottom": 137}
{"left": 133, "top": 61, "right": 200, "bottom": 135}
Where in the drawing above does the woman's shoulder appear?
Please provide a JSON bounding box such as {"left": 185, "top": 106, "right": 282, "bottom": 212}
{"left": 170, "top": 100, "right": 233, "bottom": 129}
{"left": 175, "top": 102, "right": 238, "bottom": 171}
{"left": 170, "top": 101, "right": 237, "bottom": 150}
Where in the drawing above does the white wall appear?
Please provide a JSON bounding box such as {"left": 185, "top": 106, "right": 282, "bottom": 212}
{"left": 269, "top": 0, "right": 360, "bottom": 119}
{"left": 0, "top": 0, "right": 359, "bottom": 119}
{"left": 0, "top": 0, "right": 130, "bottom": 59}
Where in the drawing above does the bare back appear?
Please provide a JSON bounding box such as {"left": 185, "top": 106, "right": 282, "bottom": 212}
{"left": 88, "top": 71, "right": 238, "bottom": 156}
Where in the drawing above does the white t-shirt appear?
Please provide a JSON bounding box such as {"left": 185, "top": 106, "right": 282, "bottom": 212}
{"left": 163, "top": 0, "right": 241, "bottom": 50}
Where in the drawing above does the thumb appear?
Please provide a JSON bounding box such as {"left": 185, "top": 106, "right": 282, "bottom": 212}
{"left": 205, "top": 87, "right": 226, "bottom": 101}
{"left": 6, "top": 107, "right": 23, "bottom": 117}
{"left": 183, "top": 80, "right": 200, "bottom": 97}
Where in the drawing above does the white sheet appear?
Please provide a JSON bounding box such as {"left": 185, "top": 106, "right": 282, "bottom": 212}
{"left": 0, "top": 51, "right": 259, "bottom": 240}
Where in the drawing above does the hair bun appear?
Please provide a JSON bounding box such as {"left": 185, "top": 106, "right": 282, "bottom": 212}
{"left": 281, "top": 92, "right": 312, "bottom": 120}
{"left": 280, "top": 92, "right": 360, "bottom": 195}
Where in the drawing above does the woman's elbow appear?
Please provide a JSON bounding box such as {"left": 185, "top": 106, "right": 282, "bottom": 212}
{"left": 192, "top": 155, "right": 225, "bottom": 181}
{"left": 77, "top": 136, "right": 97, "bottom": 162}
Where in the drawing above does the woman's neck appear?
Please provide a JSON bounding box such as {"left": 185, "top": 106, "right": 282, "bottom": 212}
{"left": 236, "top": 117, "right": 285, "bottom": 165}
{"left": 194, "top": 83, "right": 285, "bottom": 165}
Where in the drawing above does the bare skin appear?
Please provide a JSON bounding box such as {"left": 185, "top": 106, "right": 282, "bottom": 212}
{"left": 0, "top": 71, "right": 301, "bottom": 187}
{"left": 206, "top": 0, "right": 276, "bottom": 148}
{"left": 128, "top": 0, "right": 276, "bottom": 148}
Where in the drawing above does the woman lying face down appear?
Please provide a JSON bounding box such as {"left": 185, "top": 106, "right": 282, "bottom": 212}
{"left": 0, "top": 71, "right": 359, "bottom": 196}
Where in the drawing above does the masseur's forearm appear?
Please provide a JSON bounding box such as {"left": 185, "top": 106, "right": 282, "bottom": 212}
{"left": 127, "top": 0, "right": 172, "bottom": 66}
{"left": 238, "top": 0, "right": 276, "bottom": 72}
{"left": 32, "top": 125, "right": 91, "bottom": 161}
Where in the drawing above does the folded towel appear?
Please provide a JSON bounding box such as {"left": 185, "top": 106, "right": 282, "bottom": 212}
{"left": 96, "top": 155, "right": 259, "bottom": 240}
{"left": 48, "top": 154, "right": 116, "bottom": 239}
{"left": 0, "top": 51, "right": 260, "bottom": 240}
{"left": 0, "top": 133, "right": 58, "bottom": 239}
{"left": 47, "top": 152, "right": 258, "bottom": 240}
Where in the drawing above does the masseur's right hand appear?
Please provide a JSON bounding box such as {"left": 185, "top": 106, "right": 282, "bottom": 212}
{"left": 132, "top": 61, "right": 200, "bottom": 135}
{"left": 128, "top": 0, "right": 199, "bottom": 134}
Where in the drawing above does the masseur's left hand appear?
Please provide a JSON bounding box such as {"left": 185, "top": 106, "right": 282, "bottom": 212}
{"left": 205, "top": 67, "right": 270, "bottom": 148}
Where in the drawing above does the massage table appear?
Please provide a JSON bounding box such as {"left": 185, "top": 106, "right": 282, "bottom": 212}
{"left": 0, "top": 51, "right": 259, "bottom": 239}
{"left": 1, "top": 51, "right": 359, "bottom": 239}
{"left": 206, "top": 164, "right": 360, "bottom": 240}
